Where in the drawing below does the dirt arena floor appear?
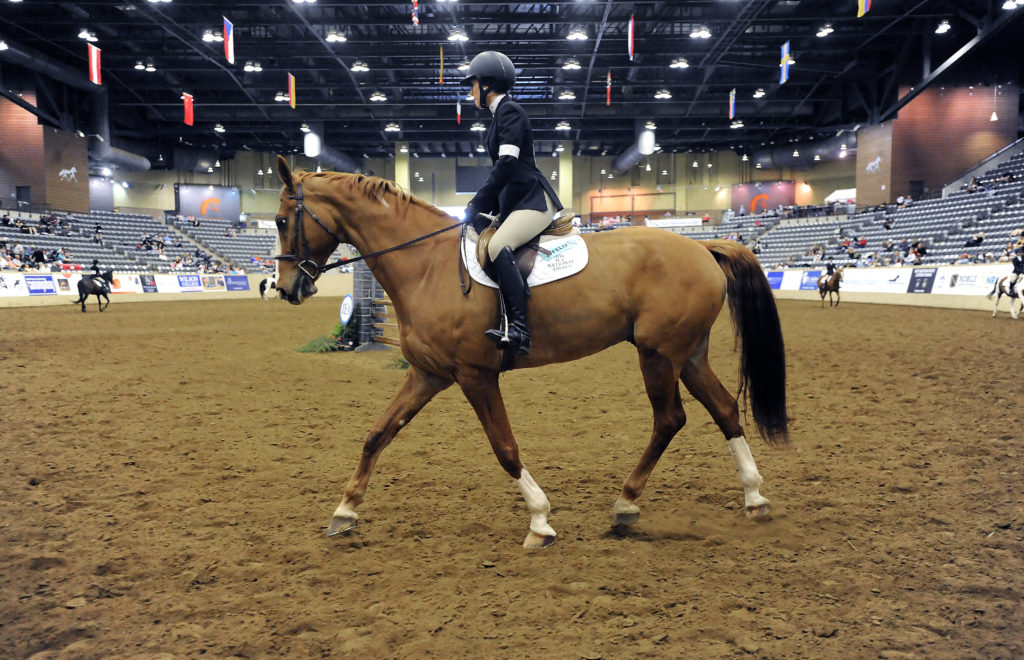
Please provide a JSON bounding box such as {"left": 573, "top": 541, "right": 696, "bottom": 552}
{"left": 1, "top": 295, "right": 1022, "bottom": 658}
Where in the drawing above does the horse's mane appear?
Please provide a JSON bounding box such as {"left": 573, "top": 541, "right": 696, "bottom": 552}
{"left": 296, "top": 170, "right": 450, "bottom": 219}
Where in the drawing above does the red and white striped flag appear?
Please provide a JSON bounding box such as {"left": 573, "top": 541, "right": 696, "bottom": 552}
{"left": 182, "top": 92, "right": 194, "bottom": 126}
{"left": 606, "top": 71, "right": 612, "bottom": 106}
{"left": 87, "top": 44, "right": 101, "bottom": 86}
{"left": 223, "top": 17, "right": 235, "bottom": 65}
{"left": 456, "top": 96, "right": 461, "bottom": 125}
{"left": 627, "top": 15, "right": 635, "bottom": 61}
{"left": 288, "top": 73, "right": 296, "bottom": 109}
{"left": 411, "top": 0, "right": 419, "bottom": 25}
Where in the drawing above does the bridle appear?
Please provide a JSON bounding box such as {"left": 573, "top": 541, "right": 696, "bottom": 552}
{"left": 274, "top": 181, "right": 464, "bottom": 281}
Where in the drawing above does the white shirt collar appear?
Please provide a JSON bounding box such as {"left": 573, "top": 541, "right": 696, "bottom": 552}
{"left": 488, "top": 93, "right": 506, "bottom": 114}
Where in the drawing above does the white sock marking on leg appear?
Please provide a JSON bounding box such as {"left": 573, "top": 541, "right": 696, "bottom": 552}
{"left": 728, "top": 436, "right": 770, "bottom": 509}
{"left": 517, "top": 468, "right": 556, "bottom": 537}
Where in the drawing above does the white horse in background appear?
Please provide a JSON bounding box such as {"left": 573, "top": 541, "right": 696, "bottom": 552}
{"left": 987, "top": 276, "right": 1022, "bottom": 319}
{"left": 58, "top": 167, "right": 78, "bottom": 182}
{"left": 865, "top": 157, "right": 882, "bottom": 174}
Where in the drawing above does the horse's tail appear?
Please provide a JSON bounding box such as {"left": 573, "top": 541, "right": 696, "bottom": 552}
{"left": 702, "top": 240, "right": 790, "bottom": 448}
{"left": 986, "top": 278, "right": 1000, "bottom": 299}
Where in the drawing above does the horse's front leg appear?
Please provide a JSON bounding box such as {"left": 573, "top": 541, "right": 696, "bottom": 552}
{"left": 458, "top": 368, "right": 556, "bottom": 550}
{"left": 992, "top": 292, "right": 1002, "bottom": 318}
{"left": 833, "top": 289, "right": 840, "bottom": 307}
{"left": 328, "top": 365, "right": 452, "bottom": 536}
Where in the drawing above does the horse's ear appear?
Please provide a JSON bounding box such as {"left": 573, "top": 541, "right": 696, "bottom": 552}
{"left": 276, "top": 155, "right": 295, "bottom": 193}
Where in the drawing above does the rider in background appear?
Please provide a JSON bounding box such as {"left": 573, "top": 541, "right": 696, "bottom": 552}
{"left": 461, "top": 50, "right": 564, "bottom": 356}
{"left": 1010, "top": 247, "right": 1024, "bottom": 291}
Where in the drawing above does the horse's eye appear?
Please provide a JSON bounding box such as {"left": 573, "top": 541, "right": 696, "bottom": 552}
{"left": 275, "top": 216, "right": 288, "bottom": 228}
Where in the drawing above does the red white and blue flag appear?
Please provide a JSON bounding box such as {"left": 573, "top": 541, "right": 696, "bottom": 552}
{"left": 87, "top": 44, "right": 101, "bottom": 86}
{"left": 411, "top": 0, "right": 419, "bottom": 25}
{"left": 223, "top": 17, "right": 235, "bottom": 64}
{"left": 182, "top": 92, "right": 194, "bottom": 126}
{"left": 627, "top": 15, "right": 635, "bottom": 61}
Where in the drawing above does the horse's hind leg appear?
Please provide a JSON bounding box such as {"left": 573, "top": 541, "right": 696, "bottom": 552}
{"left": 458, "top": 367, "right": 556, "bottom": 550}
{"left": 328, "top": 365, "right": 452, "bottom": 537}
{"left": 992, "top": 292, "right": 1002, "bottom": 318}
{"left": 680, "top": 347, "right": 771, "bottom": 518}
{"left": 613, "top": 347, "right": 685, "bottom": 528}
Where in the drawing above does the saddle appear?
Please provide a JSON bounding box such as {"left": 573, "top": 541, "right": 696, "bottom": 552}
{"left": 474, "top": 209, "right": 577, "bottom": 283}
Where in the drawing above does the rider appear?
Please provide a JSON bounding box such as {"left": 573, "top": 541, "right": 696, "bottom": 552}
{"left": 461, "top": 51, "right": 564, "bottom": 356}
{"left": 823, "top": 257, "right": 836, "bottom": 282}
{"left": 90, "top": 259, "right": 110, "bottom": 294}
{"left": 1010, "top": 247, "right": 1024, "bottom": 292}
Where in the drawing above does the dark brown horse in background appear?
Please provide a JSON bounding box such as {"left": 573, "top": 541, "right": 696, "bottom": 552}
{"left": 818, "top": 268, "right": 843, "bottom": 307}
{"left": 71, "top": 270, "right": 113, "bottom": 312}
{"left": 271, "top": 155, "right": 789, "bottom": 549}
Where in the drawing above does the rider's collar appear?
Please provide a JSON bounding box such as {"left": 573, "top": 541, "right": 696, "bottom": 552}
{"left": 488, "top": 93, "right": 506, "bottom": 114}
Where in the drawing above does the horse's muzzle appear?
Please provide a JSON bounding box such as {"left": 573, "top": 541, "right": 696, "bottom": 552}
{"left": 280, "top": 273, "right": 318, "bottom": 304}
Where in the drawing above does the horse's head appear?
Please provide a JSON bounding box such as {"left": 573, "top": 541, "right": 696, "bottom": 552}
{"left": 273, "top": 155, "right": 346, "bottom": 305}
{"left": 101, "top": 269, "right": 114, "bottom": 283}
{"left": 835, "top": 267, "right": 844, "bottom": 282}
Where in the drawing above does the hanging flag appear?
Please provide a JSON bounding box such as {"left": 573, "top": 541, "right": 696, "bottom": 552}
{"left": 627, "top": 15, "right": 635, "bottom": 61}
{"left": 779, "top": 41, "right": 792, "bottom": 84}
{"left": 411, "top": 0, "right": 419, "bottom": 25}
{"left": 439, "top": 46, "right": 444, "bottom": 84}
{"left": 606, "top": 71, "right": 612, "bottom": 106}
{"left": 729, "top": 88, "right": 736, "bottom": 119}
{"left": 857, "top": 0, "right": 872, "bottom": 18}
{"left": 223, "top": 17, "right": 235, "bottom": 64}
{"left": 456, "top": 95, "right": 461, "bottom": 125}
{"left": 182, "top": 92, "right": 194, "bottom": 126}
{"left": 288, "top": 73, "right": 296, "bottom": 109}
{"left": 87, "top": 44, "right": 101, "bottom": 86}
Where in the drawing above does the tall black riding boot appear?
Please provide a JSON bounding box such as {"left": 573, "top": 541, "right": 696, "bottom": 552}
{"left": 484, "top": 246, "right": 531, "bottom": 355}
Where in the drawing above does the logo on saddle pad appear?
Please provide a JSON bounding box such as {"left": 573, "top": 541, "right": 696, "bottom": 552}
{"left": 461, "top": 231, "right": 589, "bottom": 289}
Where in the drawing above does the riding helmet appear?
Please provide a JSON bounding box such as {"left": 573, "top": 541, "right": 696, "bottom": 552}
{"left": 461, "top": 51, "right": 516, "bottom": 93}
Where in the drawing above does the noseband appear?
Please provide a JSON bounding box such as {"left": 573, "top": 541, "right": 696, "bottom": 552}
{"left": 274, "top": 181, "right": 465, "bottom": 280}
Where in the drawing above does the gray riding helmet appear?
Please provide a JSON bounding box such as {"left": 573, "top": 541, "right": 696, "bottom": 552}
{"left": 460, "top": 51, "right": 516, "bottom": 95}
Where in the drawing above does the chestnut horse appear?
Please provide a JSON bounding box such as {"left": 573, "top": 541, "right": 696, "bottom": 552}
{"left": 818, "top": 268, "right": 843, "bottom": 307}
{"left": 272, "top": 156, "right": 788, "bottom": 549}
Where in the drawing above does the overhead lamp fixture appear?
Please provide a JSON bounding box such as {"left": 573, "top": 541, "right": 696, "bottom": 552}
{"left": 555, "top": 121, "right": 571, "bottom": 131}
{"left": 654, "top": 89, "right": 672, "bottom": 99}
{"left": 292, "top": 0, "right": 317, "bottom": 3}
{"left": 369, "top": 90, "right": 387, "bottom": 102}
{"left": 755, "top": 162, "right": 763, "bottom": 169}
{"left": 645, "top": 163, "right": 651, "bottom": 172}
{"left": 326, "top": 30, "right": 347, "bottom": 43}
{"left": 0, "top": 40, "right": 7, "bottom": 51}
{"left": 202, "top": 29, "right": 216, "bottom": 42}
{"left": 689, "top": 25, "right": 711, "bottom": 39}
{"left": 753, "top": 88, "right": 766, "bottom": 99}
{"left": 470, "top": 122, "right": 486, "bottom": 132}
{"left": 707, "top": 163, "right": 713, "bottom": 168}
{"left": 135, "top": 61, "right": 145, "bottom": 70}
{"left": 692, "top": 160, "right": 699, "bottom": 168}
{"left": 399, "top": 145, "right": 408, "bottom": 152}
{"left": 816, "top": 24, "right": 834, "bottom": 38}
{"left": 562, "top": 58, "right": 582, "bottom": 71}
{"left": 813, "top": 154, "right": 821, "bottom": 161}
{"left": 351, "top": 61, "right": 369, "bottom": 72}
{"left": 207, "top": 167, "right": 214, "bottom": 173}
{"left": 384, "top": 122, "right": 401, "bottom": 132}
{"left": 215, "top": 160, "right": 221, "bottom": 167}
{"left": 243, "top": 61, "right": 259, "bottom": 72}
{"left": 144, "top": 61, "right": 156, "bottom": 72}
{"left": 661, "top": 170, "right": 668, "bottom": 175}
{"left": 669, "top": 57, "right": 690, "bottom": 69}
{"left": 457, "top": 60, "right": 471, "bottom": 71}
{"left": 146, "top": 0, "right": 173, "bottom": 3}
{"left": 213, "top": 31, "right": 224, "bottom": 42}
{"left": 558, "top": 89, "right": 576, "bottom": 100}
{"left": 274, "top": 91, "right": 289, "bottom": 102}
{"left": 935, "top": 20, "right": 951, "bottom": 34}
{"left": 300, "top": 123, "right": 311, "bottom": 133}
{"left": 476, "top": 144, "right": 486, "bottom": 153}
{"left": 644, "top": 120, "right": 657, "bottom": 130}
{"left": 566, "top": 27, "right": 588, "bottom": 40}
{"left": 213, "top": 123, "right": 225, "bottom": 133}
{"left": 741, "top": 153, "right": 749, "bottom": 162}
{"left": 792, "top": 149, "right": 800, "bottom": 157}
{"left": 77, "top": 28, "right": 98, "bottom": 42}
{"left": 1002, "top": 0, "right": 1016, "bottom": 9}
{"left": 730, "top": 119, "right": 744, "bottom": 129}
{"left": 787, "top": 56, "right": 796, "bottom": 66}
{"left": 555, "top": 145, "right": 565, "bottom": 152}
{"left": 447, "top": 28, "right": 469, "bottom": 42}
{"left": 257, "top": 168, "right": 264, "bottom": 176}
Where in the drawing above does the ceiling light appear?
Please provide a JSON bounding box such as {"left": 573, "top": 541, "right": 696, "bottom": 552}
{"left": 753, "top": 88, "right": 766, "bottom": 99}
{"left": 644, "top": 121, "right": 657, "bottom": 130}
{"left": 78, "top": 29, "right": 98, "bottom": 42}
{"left": 990, "top": 111, "right": 999, "bottom": 122}
{"left": 213, "top": 123, "right": 225, "bottom": 133}
{"left": 755, "top": 163, "right": 762, "bottom": 169}
{"left": 707, "top": 163, "right": 713, "bottom": 168}
{"left": 555, "top": 121, "right": 571, "bottom": 131}
{"left": 645, "top": 163, "right": 651, "bottom": 172}
{"left": 458, "top": 60, "right": 471, "bottom": 71}
{"left": 692, "top": 161, "right": 699, "bottom": 168}
{"left": 562, "top": 59, "right": 581, "bottom": 70}
{"left": 369, "top": 90, "right": 387, "bottom": 102}
{"left": 567, "top": 27, "right": 588, "bottom": 40}
{"left": 792, "top": 149, "right": 800, "bottom": 157}
{"left": 207, "top": 167, "right": 214, "bottom": 173}
{"left": 935, "top": 20, "right": 951, "bottom": 34}
{"left": 135, "top": 61, "right": 145, "bottom": 70}
{"left": 274, "top": 91, "right": 289, "bottom": 102}
{"left": 555, "top": 145, "right": 565, "bottom": 152}
{"left": 213, "top": 31, "right": 224, "bottom": 42}
{"left": 670, "top": 57, "right": 690, "bottom": 69}
{"left": 326, "top": 30, "right": 347, "bottom": 43}
{"left": 351, "top": 61, "right": 369, "bottom": 72}
{"left": 741, "top": 154, "right": 749, "bottom": 162}
{"left": 558, "top": 90, "right": 576, "bottom": 100}
{"left": 839, "top": 149, "right": 848, "bottom": 159}
{"left": 399, "top": 145, "right": 408, "bottom": 152}
{"left": 816, "top": 24, "right": 834, "bottom": 38}
{"left": 447, "top": 28, "right": 469, "bottom": 42}
{"left": 689, "top": 26, "right": 711, "bottom": 39}
{"left": 257, "top": 168, "right": 264, "bottom": 176}
{"left": 1002, "top": 0, "right": 1016, "bottom": 9}
{"left": 0, "top": 40, "right": 7, "bottom": 51}
{"left": 730, "top": 119, "right": 744, "bottom": 129}
{"left": 202, "top": 29, "right": 216, "bottom": 42}
{"left": 813, "top": 154, "right": 821, "bottom": 161}
{"left": 244, "top": 61, "right": 255, "bottom": 72}
{"left": 787, "top": 56, "right": 796, "bottom": 65}
{"left": 144, "top": 61, "right": 156, "bottom": 72}
{"left": 654, "top": 89, "right": 672, "bottom": 99}
{"left": 476, "top": 144, "right": 486, "bottom": 153}
{"left": 300, "top": 123, "right": 311, "bottom": 133}
{"left": 215, "top": 160, "right": 221, "bottom": 167}
{"left": 470, "top": 122, "right": 486, "bottom": 132}
{"left": 661, "top": 170, "right": 668, "bottom": 175}
{"left": 384, "top": 122, "right": 401, "bottom": 132}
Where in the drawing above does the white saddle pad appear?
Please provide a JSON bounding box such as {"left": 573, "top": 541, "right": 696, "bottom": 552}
{"left": 461, "top": 227, "right": 589, "bottom": 289}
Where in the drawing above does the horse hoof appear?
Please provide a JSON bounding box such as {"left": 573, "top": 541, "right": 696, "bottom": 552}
{"left": 523, "top": 531, "right": 556, "bottom": 550}
{"left": 612, "top": 511, "right": 640, "bottom": 527}
{"left": 327, "top": 515, "right": 358, "bottom": 537}
{"left": 745, "top": 503, "right": 771, "bottom": 519}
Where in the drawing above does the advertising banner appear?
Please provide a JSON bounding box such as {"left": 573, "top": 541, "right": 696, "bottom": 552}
{"left": 202, "top": 275, "right": 226, "bottom": 291}
{"left": 175, "top": 184, "right": 241, "bottom": 224}
{"left": 930, "top": 265, "right": 1004, "bottom": 296}
{"left": 25, "top": 275, "right": 57, "bottom": 295}
{"left": 799, "top": 270, "right": 822, "bottom": 291}
{"left": 732, "top": 181, "right": 795, "bottom": 216}
{"left": 176, "top": 274, "right": 203, "bottom": 292}
{"left": 765, "top": 271, "right": 784, "bottom": 290}
{"left": 140, "top": 274, "right": 159, "bottom": 293}
{"left": 0, "top": 273, "right": 26, "bottom": 296}
{"left": 838, "top": 267, "right": 912, "bottom": 294}
{"left": 906, "top": 268, "right": 938, "bottom": 294}
{"left": 224, "top": 275, "right": 250, "bottom": 291}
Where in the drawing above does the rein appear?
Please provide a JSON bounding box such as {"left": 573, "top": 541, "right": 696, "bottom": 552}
{"left": 275, "top": 182, "right": 464, "bottom": 281}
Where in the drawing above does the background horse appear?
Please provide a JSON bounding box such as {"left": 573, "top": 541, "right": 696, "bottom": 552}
{"left": 818, "top": 268, "right": 843, "bottom": 307}
{"left": 72, "top": 270, "right": 112, "bottom": 312}
{"left": 272, "top": 155, "right": 789, "bottom": 549}
{"left": 987, "top": 276, "right": 1022, "bottom": 319}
